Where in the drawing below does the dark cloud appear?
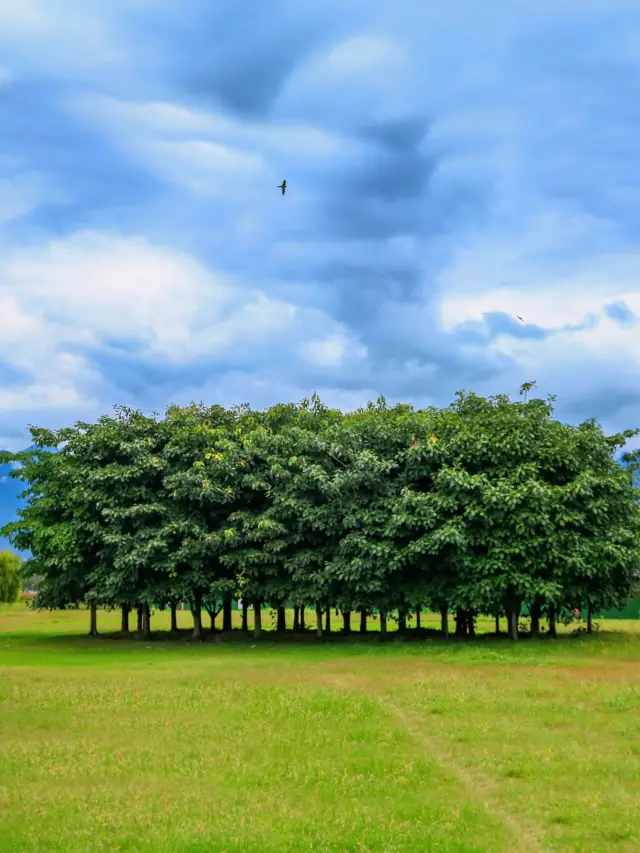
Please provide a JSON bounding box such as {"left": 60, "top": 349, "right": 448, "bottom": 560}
{"left": 561, "top": 386, "right": 640, "bottom": 423}
{"left": 118, "top": 0, "right": 341, "bottom": 118}
{"left": 482, "top": 312, "right": 549, "bottom": 339}
{"left": 604, "top": 301, "right": 636, "bottom": 326}
{"left": 356, "top": 117, "right": 432, "bottom": 151}
{"left": 0, "top": 81, "right": 162, "bottom": 238}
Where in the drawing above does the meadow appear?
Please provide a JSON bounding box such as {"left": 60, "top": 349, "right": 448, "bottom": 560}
{"left": 0, "top": 604, "right": 638, "bottom": 853}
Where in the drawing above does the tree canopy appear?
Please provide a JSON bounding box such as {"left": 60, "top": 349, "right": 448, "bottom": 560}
{"left": 2, "top": 389, "right": 639, "bottom": 641}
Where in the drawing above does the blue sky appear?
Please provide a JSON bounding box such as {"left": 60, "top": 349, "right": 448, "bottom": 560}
{"left": 2, "top": 0, "right": 640, "bottom": 547}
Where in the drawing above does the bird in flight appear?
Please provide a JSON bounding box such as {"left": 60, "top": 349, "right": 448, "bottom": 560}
{"left": 516, "top": 315, "right": 524, "bottom": 322}
{"left": 278, "top": 180, "right": 287, "bottom": 195}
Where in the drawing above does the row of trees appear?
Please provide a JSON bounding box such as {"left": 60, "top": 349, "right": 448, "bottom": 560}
{"left": 2, "top": 388, "right": 639, "bottom": 641}
{"left": 0, "top": 550, "right": 22, "bottom": 603}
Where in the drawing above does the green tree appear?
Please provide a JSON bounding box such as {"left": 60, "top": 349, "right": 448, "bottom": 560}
{"left": 224, "top": 396, "right": 343, "bottom": 639}
{"left": 161, "top": 402, "right": 252, "bottom": 639}
{"left": 549, "top": 419, "right": 640, "bottom": 632}
{"left": 0, "top": 434, "right": 97, "bottom": 627}
{"left": 57, "top": 408, "right": 173, "bottom": 640}
{"left": 0, "top": 550, "right": 22, "bottom": 602}
{"left": 325, "top": 398, "right": 428, "bottom": 636}
{"left": 519, "top": 381, "right": 537, "bottom": 402}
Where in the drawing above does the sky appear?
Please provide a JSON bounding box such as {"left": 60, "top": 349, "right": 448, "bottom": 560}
{"left": 2, "top": 0, "right": 640, "bottom": 547}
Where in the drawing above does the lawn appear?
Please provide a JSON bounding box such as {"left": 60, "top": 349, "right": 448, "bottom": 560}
{"left": 0, "top": 605, "right": 638, "bottom": 853}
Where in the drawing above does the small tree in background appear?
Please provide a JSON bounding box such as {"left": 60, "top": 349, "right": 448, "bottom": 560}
{"left": 0, "top": 550, "right": 22, "bottom": 602}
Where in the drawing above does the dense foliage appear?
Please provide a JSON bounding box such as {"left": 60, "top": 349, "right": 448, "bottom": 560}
{"left": 2, "top": 390, "right": 639, "bottom": 640}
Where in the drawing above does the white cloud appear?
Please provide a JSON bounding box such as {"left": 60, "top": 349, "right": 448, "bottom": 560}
{"left": 0, "top": 0, "right": 41, "bottom": 29}
{"left": 0, "top": 1, "right": 129, "bottom": 72}
{"left": 440, "top": 254, "right": 640, "bottom": 337}
{"left": 0, "top": 230, "right": 371, "bottom": 434}
{"left": 434, "top": 240, "right": 640, "bottom": 421}
{"left": 1, "top": 231, "right": 298, "bottom": 363}
{"left": 71, "top": 94, "right": 348, "bottom": 160}
{"left": 305, "top": 337, "right": 345, "bottom": 367}
{"left": 300, "top": 332, "right": 368, "bottom": 368}
{"left": 120, "top": 139, "right": 268, "bottom": 198}
{"left": 278, "top": 34, "right": 414, "bottom": 121}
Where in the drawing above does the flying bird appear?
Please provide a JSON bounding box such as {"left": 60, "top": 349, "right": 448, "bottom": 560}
{"left": 516, "top": 315, "right": 524, "bottom": 322}
{"left": 278, "top": 180, "right": 287, "bottom": 195}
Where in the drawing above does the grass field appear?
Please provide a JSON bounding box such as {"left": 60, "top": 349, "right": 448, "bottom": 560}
{"left": 0, "top": 605, "right": 638, "bottom": 853}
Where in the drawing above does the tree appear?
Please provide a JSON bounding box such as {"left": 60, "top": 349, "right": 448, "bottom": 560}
{"left": 326, "top": 398, "right": 430, "bottom": 638}
{"left": 519, "top": 381, "right": 537, "bottom": 402}
{"left": 162, "top": 402, "right": 251, "bottom": 640}
{"left": 0, "top": 434, "right": 97, "bottom": 625}
{"left": 0, "top": 550, "right": 22, "bottom": 602}
{"left": 57, "top": 408, "right": 174, "bottom": 641}
{"left": 223, "top": 396, "right": 343, "bottom": 639}
{"left": 549, "top": 420, "right": 640, "bottom": 631}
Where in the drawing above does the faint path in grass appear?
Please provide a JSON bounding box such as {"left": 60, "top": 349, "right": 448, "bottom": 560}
{"left": 328, "top": 672, "right": 549, "bottom": 853}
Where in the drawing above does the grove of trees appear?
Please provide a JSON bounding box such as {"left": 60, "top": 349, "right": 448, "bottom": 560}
{"left": 1, "top": 388, "right": 639, "bottom": 642}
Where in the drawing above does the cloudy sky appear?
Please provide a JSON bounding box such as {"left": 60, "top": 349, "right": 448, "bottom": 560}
{"left": 2, "top": 0, "right": 640, "bottom": 543}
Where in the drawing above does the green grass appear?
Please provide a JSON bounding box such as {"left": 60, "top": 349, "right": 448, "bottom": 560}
{"left": 0, "top": 605, "right": 638, "bottom": 853}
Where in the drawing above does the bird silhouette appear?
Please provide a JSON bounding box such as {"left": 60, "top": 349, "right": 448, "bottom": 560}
{"left": 278, "top": 180, "right": 286, "bottom": 195}
{"left": 516, "top": 315, "right": 524, "bottom": 322}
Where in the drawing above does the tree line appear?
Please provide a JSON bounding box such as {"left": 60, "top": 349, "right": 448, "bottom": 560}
{"left": 1, "top": 388, "right": 639, "bottom": 642}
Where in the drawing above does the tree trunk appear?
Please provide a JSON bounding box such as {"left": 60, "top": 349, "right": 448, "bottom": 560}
{"left": 208, "top": 607, "right": 216, "bottom": 633}
{"left": 398, "top": 609, "right": 407, "bottom": 635}
{"left": 253, "top": 601, "right": 263, "bottom": 639}
{"left": 277, "top": 605, "right": 286, "bottom": 632}
{"left": 325, "top": 605, "right": 331, "bottom": 634}
{"left": 468, "top": 610, "right": 476, "bottom": 639}
{"left": 379, "top": 610, "right": 387, "bottom": 637}
{"left": 416, "top": 608, "right": 421, "bottom": 630}
{"left": 507, "top": 601, "right": 519, "bottom": 641}
{"left": 587, "top": 603, "right": 593, "bottom": 634}
{"left": 293, "top": 606, "right": 300, "bottom": 631}
{"left": 223, "top": 599, "right": 233, "bottom": 632}
{"left": 300, "top": 607, "right": 306, "bottom": 630}
{"left": 241, "top": 602, "right": 248, "bottom": 632}
{"left": 495, "top": 614, "right": 500, "bottom": 635}
{"left": 120, "top": 604, "right": 130, "bottom": 633}
{"left": 343, "top": 610, "right": 351, "bottom": 635}
{"left": 455, "top": 607, "right": 467, "bottom": 638}
{"left": 137, "top": 605, "right": 143, "bottom": 632}
{"left": 440, "top": 604, "right": 449, "bottom": 639}
{"left": 548, "top": 602, "right": 557, "bottom": 638}
{"left": 89, "top": 602, "right": 98, "bottom": 636}
{"left": 315, "top": 602, "right": 324, "bottom": 639}
{"left": 170, "top": 600, "right": 178, "bottom": 633}
{"left": 192, "top": 593, "right": 203, "bottom": 641}
{"left": 360, "top": 610, "right": 367, "bottom": 633}
{"left": 530, "top": 597, "right": 542, "bottom": 637}
{"left": 141, "top": 602, "right": 152, "bottom": 641}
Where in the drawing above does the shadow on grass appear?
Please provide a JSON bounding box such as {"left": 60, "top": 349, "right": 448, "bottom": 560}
{"left": 5, "top": 625, "right": 621, "bottom": 651}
